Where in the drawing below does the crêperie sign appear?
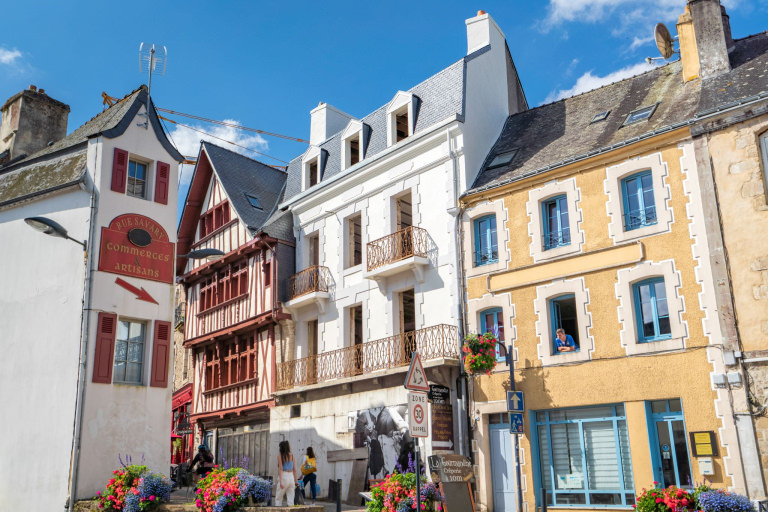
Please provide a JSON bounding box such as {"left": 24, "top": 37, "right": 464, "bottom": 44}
{"left": 427, "top": 454, "right": 476, "bottom": 512}
{"left": 98, "top": 214, "right": 174, "bottom": 284}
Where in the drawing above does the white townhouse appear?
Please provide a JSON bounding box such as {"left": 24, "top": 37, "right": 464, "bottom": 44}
{"left": 272, "top": 11, "right": 526, "bottom": 503}
{"left": 0, "top": 85, "right": 183, "bottom": 511}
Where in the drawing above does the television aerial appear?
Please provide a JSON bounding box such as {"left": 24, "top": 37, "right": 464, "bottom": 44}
{"left": 138, "top": 43, "right": 167, "bottom": 97}
{"left": 645, "top": 23, "right": 678, "bottom": 65}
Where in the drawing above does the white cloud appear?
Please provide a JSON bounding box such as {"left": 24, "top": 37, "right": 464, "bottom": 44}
{"left": 544, "top": 61, "right": 655, "bottom": 103}
{"left": 169, "top": 119, "right": 268, "bottom": 188}
{"left": 628, "top": 36, "right": 653, "bottom": 52}
{"left": 0, "top": 48, "right": 22, "bottom": 66}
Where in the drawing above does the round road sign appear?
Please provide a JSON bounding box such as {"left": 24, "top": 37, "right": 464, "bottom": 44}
{"left": 414, "top": 404, "right": 425, "bottom": 424}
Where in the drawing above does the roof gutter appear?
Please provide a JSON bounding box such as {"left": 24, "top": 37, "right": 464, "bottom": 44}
{"left": 0, "top": 175, "right": 86, "bottom": 211}
{"left": 464, "top": 91, "right": 768, "bottom": 199}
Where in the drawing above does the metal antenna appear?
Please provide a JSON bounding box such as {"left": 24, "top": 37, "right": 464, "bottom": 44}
{"left": 138, "top": 43, "right": 167, "bottom": 128}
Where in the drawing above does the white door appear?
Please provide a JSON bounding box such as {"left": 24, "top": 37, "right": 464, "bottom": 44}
{"left": 489, "top": 424, "right": 517, "bottom": 512}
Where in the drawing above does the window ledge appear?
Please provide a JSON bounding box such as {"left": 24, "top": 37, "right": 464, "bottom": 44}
{"left": 203, "top": 377, "right": 257, "bottom": 395}
{"left": 193, "top": 219, "right": 239, "bottom": 248}
{"left": 198, "top": 293, "right": 249, "bottom": 316}
{"left": 343, "top": 265, "right": 362, "bottom": 277}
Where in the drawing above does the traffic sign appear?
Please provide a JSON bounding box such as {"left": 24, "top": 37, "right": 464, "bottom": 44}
{"left": 408, "top": 391, "right": 429, "bottom": 437}
{"left": 404, "top": 352, "right": 430, "bottom": 391}
{"left": 509, "top": 412, "right": 524, "bottom": 434}
{"left": 507, "top": 390, "right": 524, "bottom": 412}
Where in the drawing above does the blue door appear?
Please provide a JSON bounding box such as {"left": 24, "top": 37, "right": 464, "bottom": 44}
{"left": 490, "top": 423, "right": 517, "bottom": 512}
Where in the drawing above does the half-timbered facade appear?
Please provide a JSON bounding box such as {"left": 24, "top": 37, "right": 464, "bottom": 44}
{"left": 177, "top": 141, "right": 294, "bottom": 476}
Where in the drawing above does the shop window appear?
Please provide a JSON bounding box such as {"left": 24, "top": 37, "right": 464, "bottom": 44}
{"left": 621, "top": 171, "right": 657, "bottom": 231}
{"left": 542, "top": 195, "right": 571, "bottom": 250}
{"left": 535, "top": 405, "right": 635, "bottom": 507}
{"left": 113, "top": 320, "right": 146, "bottom": 384}
{"left": 550, "top": 295, "right": 579, "bottom": 354}
{"left": 473, "top": 215, "right": 498, "bottom": 266}
{"left": 479, "top": 308, "right": 506, "bottom": 363}
{"left": 633, "top": 278, "right": 671, "bottom": 342}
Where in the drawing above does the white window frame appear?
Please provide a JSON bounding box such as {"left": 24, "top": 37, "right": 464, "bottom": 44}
{"left": 534, "top": 278, "right": 593, "bottom": 366}
{"left": 113, "top": 318, "right": 147, "bottom": 385}
{"left": 341, "top": 120, "right": 365, "bottom": 171}
{"left": 527, "top": 177, "right": 584, "bottom": 262}
{"left": 467, "top": 292, "right": 517, "bottom": 372}
{"left": 386, "top": 91, "right": 418, "bottom": 147}
{"left": 604, "top": 152, "right": 673, "bottom": 244}
{"left": 616, "top": 260, "right": 687, "bottom": 355}
{"left": 463, "top": 199, "right": 510, "bottom": 278}
{"left": 302, "top": 146, "right": 323, "bottom": 191}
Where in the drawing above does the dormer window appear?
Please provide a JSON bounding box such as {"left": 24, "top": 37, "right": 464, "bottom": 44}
{"left": 341, "top": 119, "right": 370, "bottom": 171}
{"left": 386, "top": 91, "right": 419, "bottom": 147}
{"left": 302, "top": 146, "right": 327, "bottom": 191}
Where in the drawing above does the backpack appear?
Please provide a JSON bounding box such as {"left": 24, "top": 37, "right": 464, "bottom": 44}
{"left": 301, "top": 457, "right": 316, "bottom": 475}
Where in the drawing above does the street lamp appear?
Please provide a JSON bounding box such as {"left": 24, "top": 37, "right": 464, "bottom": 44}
{"left": 24, "top": 216, "right": 87, "bottom": 250}
{"left": 179, "top": 248, "right": 225, "bottom": 261}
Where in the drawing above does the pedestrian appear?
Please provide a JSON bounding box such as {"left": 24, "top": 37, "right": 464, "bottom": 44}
{"left": 188, "top": 444, "right": 215, "bottom": 483}
{"left": 301, "top": 446, "right": 318, "bottom": 505}
{"left": 275, "top": 440, "right": 298, "bottom": 506}
{"left": 555, "top": 328, "right": 577, "bottom": 352}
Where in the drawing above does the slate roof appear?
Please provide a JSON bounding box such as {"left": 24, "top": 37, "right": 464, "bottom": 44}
{"left": 202, "top": 141, "right": 290, "bottom": 237}
{"left": 470, "top": 31, "right": 768, "bottom": 193}
{"left": 283, "top": 59, "right": 466, "bottom": 201}
{"left": 0, "top": 85, "right": 184, "bottom": 208}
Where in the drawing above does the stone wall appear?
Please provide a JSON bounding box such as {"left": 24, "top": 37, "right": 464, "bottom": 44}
{"left": 173, "top": 284, "right": 192, "bottom": 392}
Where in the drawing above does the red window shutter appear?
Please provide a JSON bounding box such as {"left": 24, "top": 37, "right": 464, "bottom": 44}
{"left": 111, "top": 148, "right": 128, "bottom": 193}
{"left": 92, "top": 312, "right": 117, "bottom": 383}
{"left": 154, "top": 161, "right": 170, "bottom": 205}
{"left": 150, "top": 321, "right": 172, "bottom": 387}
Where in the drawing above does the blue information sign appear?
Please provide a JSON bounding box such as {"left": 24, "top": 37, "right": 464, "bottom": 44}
{"left": 509, "top": 412, "right": 524, "bottom": 434}
{"left": 507, "top": 390, "right": 524, "bottom": 412}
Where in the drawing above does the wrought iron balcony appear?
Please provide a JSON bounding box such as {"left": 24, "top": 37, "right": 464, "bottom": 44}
{"left": 474, "top": 246, "right": 499, "bottom": 266}
{"left": 276, "top": 324, "right": 458, "bottom": 391}
{"left": 367, "top": 226, "right": 429, "bottom": 276}
{"left": 543, "top": 228, "right": 571, "bottom": 250}
{"left": 287, "top": 266, "right": 331, "bottom": 301}
{"left": 623, "top": 206, "right": 658, "bottom": 231}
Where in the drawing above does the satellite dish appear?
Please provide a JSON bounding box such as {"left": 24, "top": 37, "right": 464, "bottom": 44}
{"left": 654, "top": 23, "right": 675, "bottom": 59}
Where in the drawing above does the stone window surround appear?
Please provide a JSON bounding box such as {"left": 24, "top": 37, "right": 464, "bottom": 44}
{"left": 386, "top": 91, "right": 418, "bottom": 147}
{"left": 604, "top": 152, "right": 673, "bottom": 244}
{"left": 534, "top": 277, "right": 594, "bottom": 366}
{"left": 526, "top": 177, "right": 585, "bottom": 262}
{"left": 467, "top": 292, "right": 517, "bottom": 371}
{"left": 616, "top": 259, "right": 687, "bottom": 356}
{"left": 760, "top": 130, "right": 768, "bottom": 200}
{"left": 463, "top": 199, "right": 510, "bottom": 278}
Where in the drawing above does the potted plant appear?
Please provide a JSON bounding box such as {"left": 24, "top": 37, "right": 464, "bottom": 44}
{"left": 462, "top": 332, "right": 499, "bottom": 376}
{"left": 194, "top": 467, "right": 272, "bottom": 511}
{"left": 94, "top": 465, "right": 171, "bottom": 512}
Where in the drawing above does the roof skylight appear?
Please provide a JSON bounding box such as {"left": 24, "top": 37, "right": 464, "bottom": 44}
{"left": 245, "top": 193, "right": 263, "bottom": 210}
{"left": 487, "top": 149, "right": 518, "bottom": 169}
{"left": 623, "top": 104, "right": 659, "bottom": 126}
{"left": 591, "top": 110, "right": 610, "bottom": 123}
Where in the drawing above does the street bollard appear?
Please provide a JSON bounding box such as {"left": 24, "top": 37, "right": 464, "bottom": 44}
{"left": 336, "top": 478, "right": 342, "bottom": 512}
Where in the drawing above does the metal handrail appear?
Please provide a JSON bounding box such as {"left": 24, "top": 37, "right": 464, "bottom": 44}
{"left": 474, "top": 246, "right": 499, "bottom": 265}
{"left": 366, "top": 226, "right": 429, "bottom": 272}
{"left": 276, "top": 324, "right": 458, "bottom": 390}
{"left": 543, "top": 228, "right": 571, "bottom": 250}
{"left": 288, "top": 265, "right": 331, "bottom": 300}
{"left": 623, "top": 206, "right": 657, "bottom": 231}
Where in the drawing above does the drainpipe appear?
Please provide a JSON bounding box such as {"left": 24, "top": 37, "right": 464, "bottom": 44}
{"left": 67, "top": 146, "right": 100, "bottom": 512}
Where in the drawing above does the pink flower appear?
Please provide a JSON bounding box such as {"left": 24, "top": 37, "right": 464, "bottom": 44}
{"left": 96, "top": 491, "right": 101, "bottom": 496}
{"left": 149, "top": 495, "right": 156, "bottom": 501}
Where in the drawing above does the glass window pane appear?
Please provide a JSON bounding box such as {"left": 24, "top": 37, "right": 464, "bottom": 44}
{"left": 113, "top": 361, "right": 126, "bottom": 381}
{"left": 591, "top": 494, "right": 622, "bottom": 506}
{"left": 128, "top": 342, "right": 143, "bottom": 363}
{"left": 129, "top": 322, "right": 144, "bottom": 341}
{"left": 114, "top": 341, "right": 127, "bottom": 362}
{"left": 551, "top": 423, "right": 584, "bottom": 490}
{"left": 657, "top": 316, "right": 671, "bottom": 335}
{"left": 538, "top": 424, "right": 552, "bottom": 490}
{"left": 650, "top": 400, "right": 668, "bottom": 413}
{"left": 126, "top": 362, "right": 142, "bottom": 383}
{"left": 118, "top": 321, "right": 130, "bottom": 341}
{"left": 584, "top": 421, "right": 619, "bottom": 489}
{"left": 669, "top": 399, "right": 682, "bottom": 412}
{"left": 618, "top": 420, "right": 634, "bottom": 489}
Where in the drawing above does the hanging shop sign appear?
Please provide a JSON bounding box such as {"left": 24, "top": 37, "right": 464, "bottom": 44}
{"left": 99, "top": 214, "right": 174, "bottom": 283}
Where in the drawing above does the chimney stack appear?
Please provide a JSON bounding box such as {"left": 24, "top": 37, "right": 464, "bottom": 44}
{"left": 0, "top": 87, "right": 69, "bottom": 161}
{"left": 465, "top": 10, "right": 506, "bottom": 56}
{"left": 309, "top": 102, "right": 355, "bottom": 146}
{"left": 686, "top": 0, "right": 731, "bottom": 79}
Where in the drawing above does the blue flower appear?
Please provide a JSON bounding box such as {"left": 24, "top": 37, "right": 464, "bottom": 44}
{"left": 699, "top": 490, "right": 754, "bottom": 512}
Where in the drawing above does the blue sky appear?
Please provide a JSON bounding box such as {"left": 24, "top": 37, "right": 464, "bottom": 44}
{"left": 1, "top": 0, "right": 766, "bottom": 216}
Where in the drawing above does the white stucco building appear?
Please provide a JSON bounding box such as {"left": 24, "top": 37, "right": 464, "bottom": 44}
{"left": 272, "top": 11, "right": 526, "bottom": 502}
{"left": 0, "top": 85, "right": 183, "bottom": 510}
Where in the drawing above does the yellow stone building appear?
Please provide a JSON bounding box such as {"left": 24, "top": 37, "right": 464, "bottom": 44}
{"left": 459, "top": 2, "right": 767, "bottom": 510}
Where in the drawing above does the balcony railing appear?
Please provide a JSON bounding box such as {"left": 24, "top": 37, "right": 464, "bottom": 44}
{"left": 544, "top": 228, "right": 571, "bottom": 250}
{"left": 276, "top": 324, "right": 458, "bottom": 391}
{"left": 367, "top": 226, "right": 429, "bottom": 272}
{"left": 288, "top": 266, "right": 331, "bottom": 300}
{"left": 474, "top": 246, "right": 499, "bottom": 266}
{"left": 624, "top": 206, "right": 657, "bottom": 231}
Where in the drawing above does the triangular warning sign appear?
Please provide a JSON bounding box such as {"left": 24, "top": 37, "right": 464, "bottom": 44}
{"left": 404, "top": 352, "right": 430, "bottom": 391}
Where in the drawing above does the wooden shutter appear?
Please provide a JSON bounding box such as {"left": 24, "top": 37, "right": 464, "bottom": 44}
{"left": 150, "top": 320, "right": 172, "bottom": 388}
{"left": 154, "top": 161, "right": 170, "bottom": 205}
{"left": 93, "top": 312, "right": 117, "bottom": 383}
{"left": 111, "top": 148, "right": 128, "bottom": 193}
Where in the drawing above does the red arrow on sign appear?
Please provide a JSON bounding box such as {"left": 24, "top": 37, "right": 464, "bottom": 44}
{"left": 115, "top": 277, "right": 159, "bottom": 304}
